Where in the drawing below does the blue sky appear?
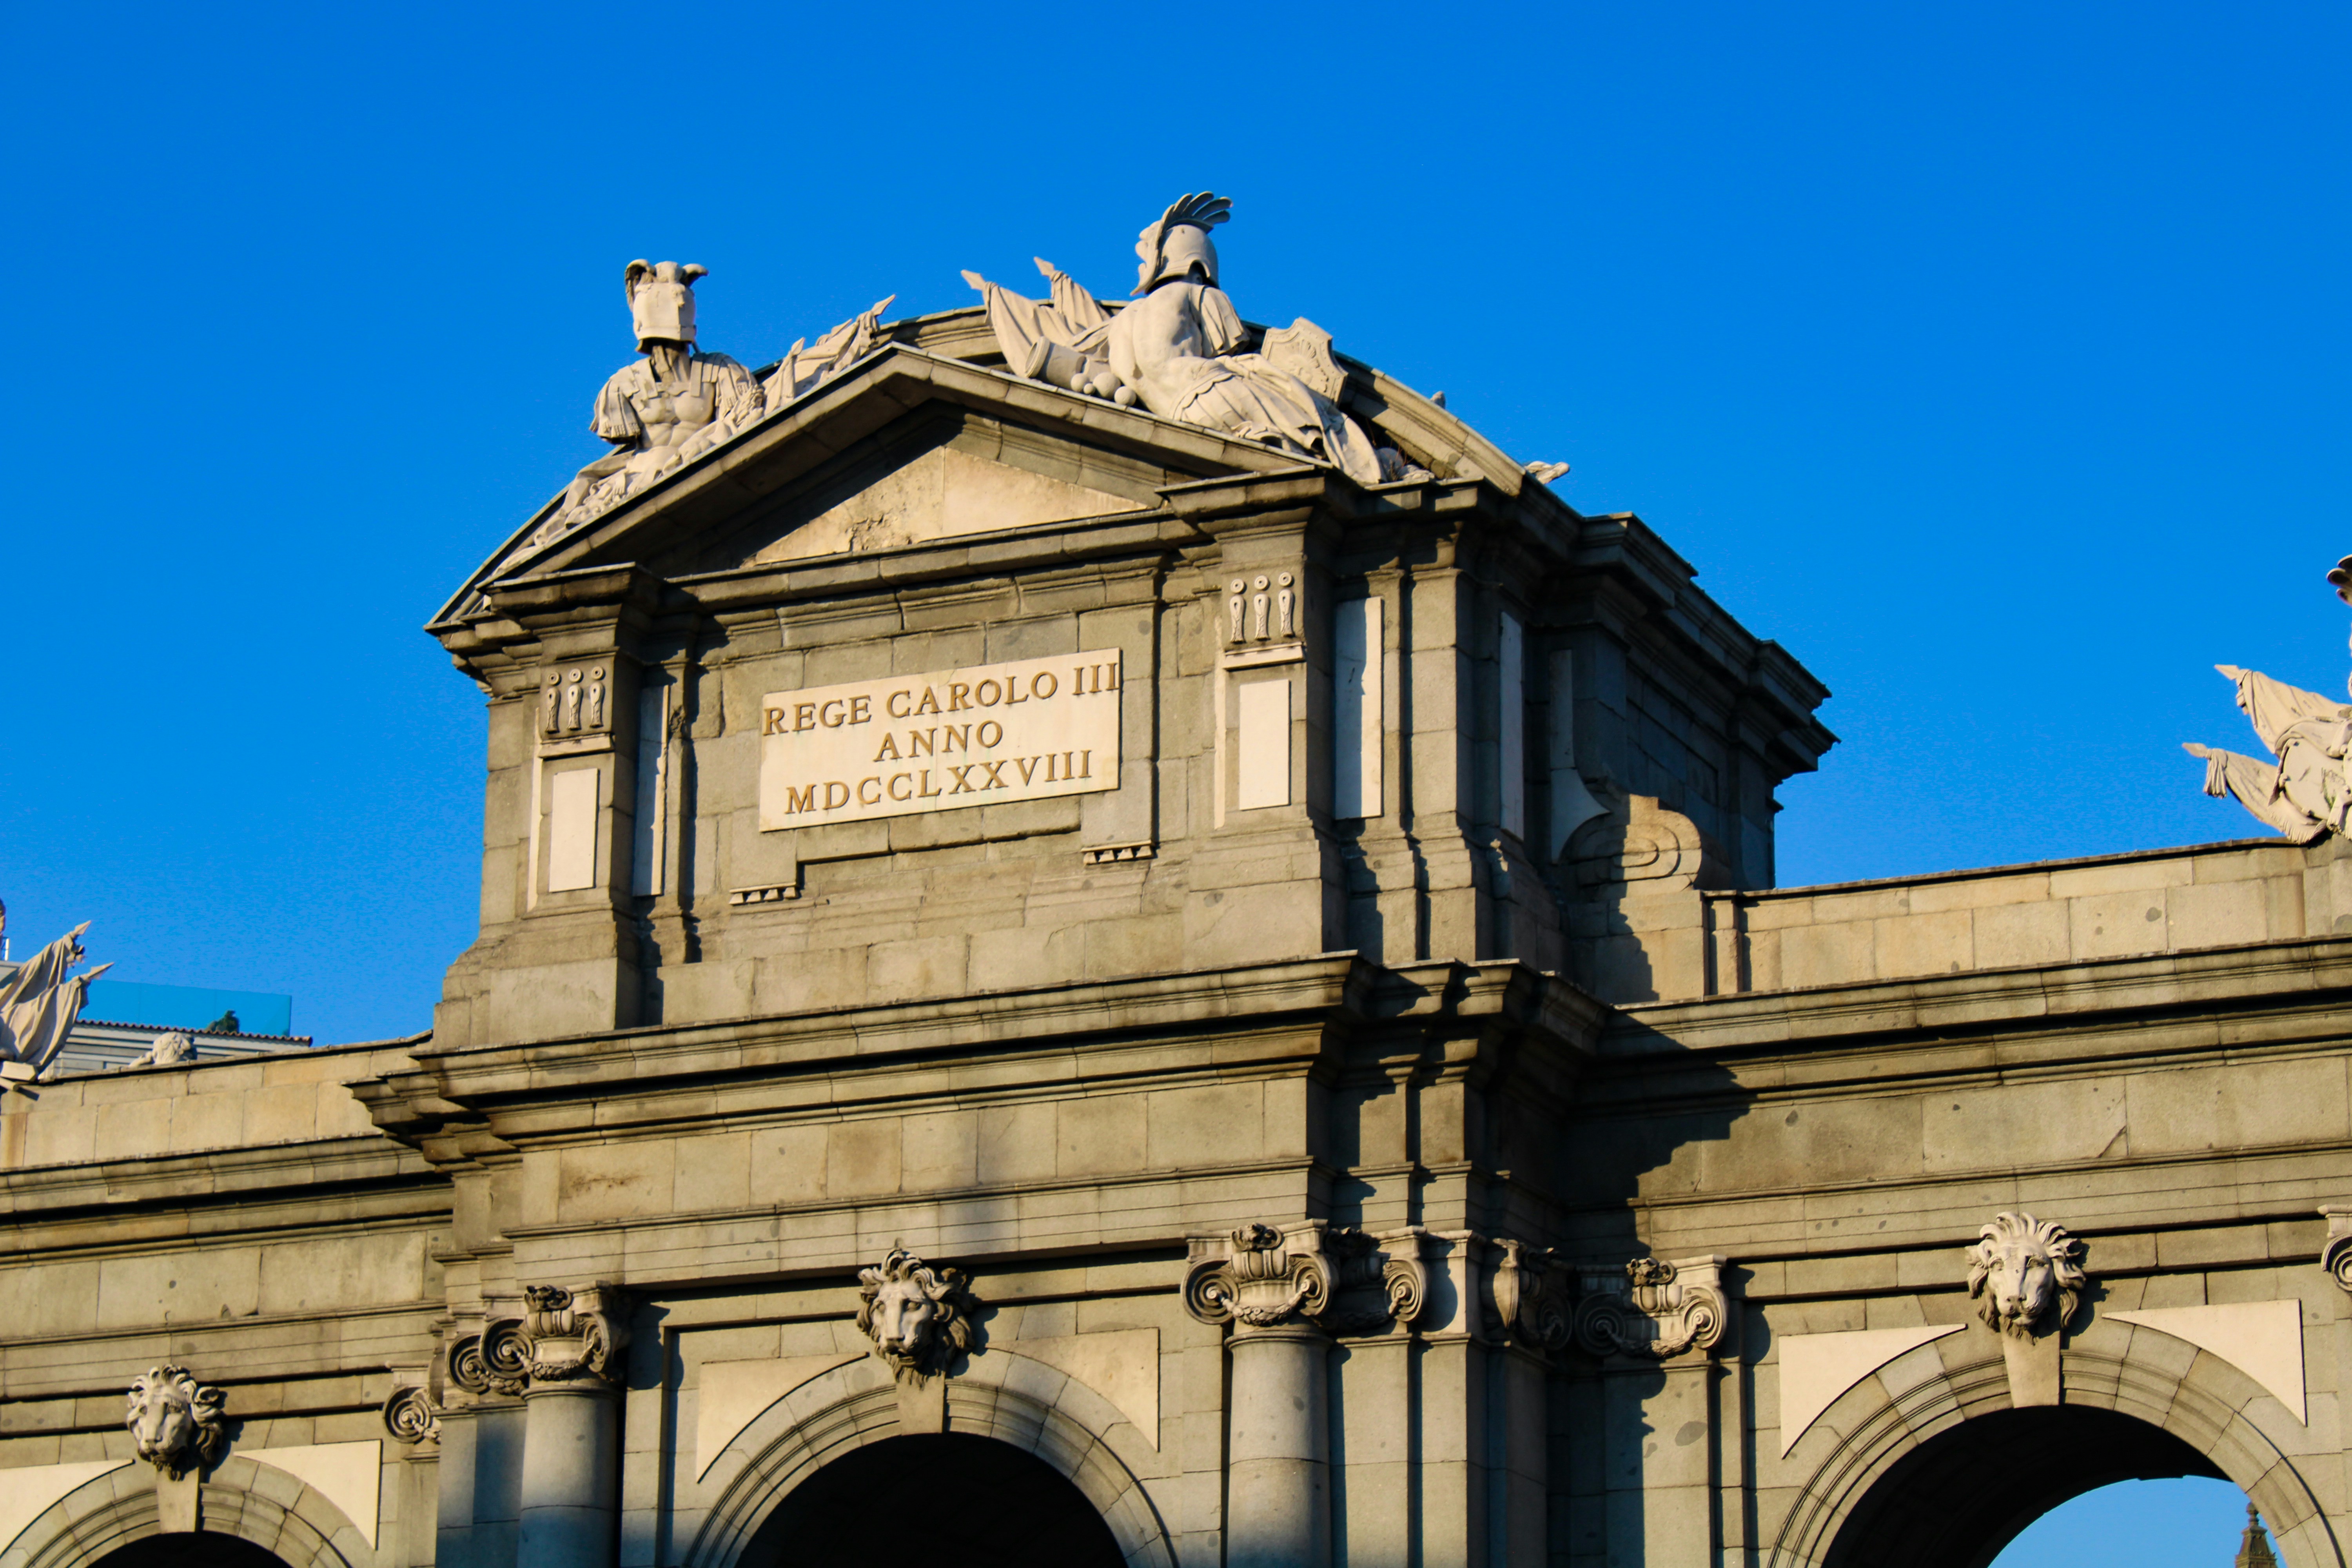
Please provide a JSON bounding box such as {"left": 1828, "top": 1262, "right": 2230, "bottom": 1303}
{"left": 4, "top": 0, "right": 2345, "bottom": 1085}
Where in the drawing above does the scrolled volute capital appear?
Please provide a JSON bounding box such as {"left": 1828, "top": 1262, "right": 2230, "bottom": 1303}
{"left": 2320, "top": 1207, "right": 2352, "bottom": 1294}
{"left": 1183, "top": 1222, "right": 1426, "bottom": 1335}
{"left": 382, "top": 1384, "right": 441, "bottom": 1445}
{"left": 1570, "top": 1255, "right": 1732, "bottom": 1360}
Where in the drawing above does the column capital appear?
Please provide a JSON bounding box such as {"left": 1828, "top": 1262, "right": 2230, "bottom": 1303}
{"left": 1571, "top": 1254, "right": 1733, "bottom": 1361}
{"left": 2321, "top": 1206, "right": 2352, "bottom": 1294}
{"left": 1184, "top": 1221, "right": 1426, "bottom": 1336}
{"left": 522, "top": 1283, "right": 631, "bottom": 1388}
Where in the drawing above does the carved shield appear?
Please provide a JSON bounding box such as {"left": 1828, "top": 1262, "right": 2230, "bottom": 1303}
{"left": 1261, "top": 318, "right": 1347, "bottom": 400}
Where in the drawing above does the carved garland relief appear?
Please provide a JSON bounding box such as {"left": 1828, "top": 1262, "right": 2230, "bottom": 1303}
{"left": 541, "top": 663, "right": 613, "bottom": 740}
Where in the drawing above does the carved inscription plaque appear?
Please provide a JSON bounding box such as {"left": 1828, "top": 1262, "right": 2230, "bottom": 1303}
{"left": 760, "top": 650, "right": 1121, "bottom": 830}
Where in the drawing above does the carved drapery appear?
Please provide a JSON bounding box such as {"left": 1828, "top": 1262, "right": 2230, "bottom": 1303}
{"left": 1183, "top": 1221, "right": 1426, "bottom": 1334}
{"left": 1571, "top": 1256, "right": 1730, "bottom": 1359}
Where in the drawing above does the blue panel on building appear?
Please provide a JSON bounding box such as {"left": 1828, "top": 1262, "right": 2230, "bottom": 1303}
{"left": 83, "top": 980, "right": 293, "bottom": 1036}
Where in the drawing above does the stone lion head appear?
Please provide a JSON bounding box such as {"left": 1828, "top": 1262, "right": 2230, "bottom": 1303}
{"left": 1966, "top": 1212, "right": 2087, "bottom": 1340}
{"left": 126, "top": 1365, "right": 227, "bottom": 1479}
{"left": 855, "top": 1249, "right": 977, "bottom": 1379}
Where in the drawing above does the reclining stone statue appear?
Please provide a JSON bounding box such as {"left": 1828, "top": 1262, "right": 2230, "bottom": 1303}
{"left": 963, "top": 192, "right": 1425, "bottom": 486}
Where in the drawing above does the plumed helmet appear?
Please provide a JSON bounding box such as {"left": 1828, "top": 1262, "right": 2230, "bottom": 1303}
{"left": 625, "top": 260, "right": 705, "bottom": 350}
{"left": 1132, "top": 192, "right": 1231, "bottom": 296}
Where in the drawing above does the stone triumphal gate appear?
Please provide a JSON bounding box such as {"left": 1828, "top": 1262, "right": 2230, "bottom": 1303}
{"left": 1, "top": 196, "right": 2348, "bottom": 1568}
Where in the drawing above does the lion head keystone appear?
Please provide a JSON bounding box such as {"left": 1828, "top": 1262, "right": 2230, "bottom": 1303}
{"left": 1966, "top": 1212, "right": 2087, "bottom": 1339}
{"left": 855, "top": 1249, "right": 979, "bottom": 1381}
{"left": 126, "top": 1365, "right": 227, "bottom": 1479}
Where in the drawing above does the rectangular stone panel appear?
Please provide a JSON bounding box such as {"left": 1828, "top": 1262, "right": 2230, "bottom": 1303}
{"left": 1236, "top": 677, "right": 1290, "bottom": 811}
{"left": 1333, "top": 597, "right": 1381, "bottom": 818}
{"left": 546, "top": 768, "right": 599, "bottom": 891}
{"left": 759, "top": 650, "right": 1121, "bottom": 829}
{"left": 1499, "top": 611, "right": 1525, "bottom": 839}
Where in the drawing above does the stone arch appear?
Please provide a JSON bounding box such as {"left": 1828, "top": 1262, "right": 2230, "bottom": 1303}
{"left": 7, "top": 1456, "right": 367, "bottom": 1568}
{"left": 684, "top": 1351, "right": 1173, "bottom": 1568}
{"left": 1767, "top": 1320, "right": 2342, "bottom": 1568}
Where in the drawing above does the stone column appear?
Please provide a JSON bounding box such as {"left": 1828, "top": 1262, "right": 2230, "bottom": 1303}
{"left": 1571, "top": 1254, "right": 1735, "bottom": 1564}
{"left": 1185, "top": 1222, "right": 1426, "bottom": 1568}
{"left": 1227, "top": 1321, "right": 1331, "bottom": 1566}
{"left": 513, "top": 1284, "right": 630, "bottom": 1568}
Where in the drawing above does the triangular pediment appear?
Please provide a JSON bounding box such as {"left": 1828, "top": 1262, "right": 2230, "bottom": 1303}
{"left": 750, "top": 437, "right": 1143, "bottom": 566}
{"left": 435, "top": 346, "right": 1307, "bottom": 622}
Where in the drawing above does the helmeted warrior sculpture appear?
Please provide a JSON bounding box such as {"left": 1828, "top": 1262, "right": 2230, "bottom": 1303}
{"left": 539, "top": 261, "right": 765, "bottom": 544}
{"left": 527, "top": 263, "right": 897, "bottom": 552}
{"left": 2185, "top": 557, "right": 2352, "bottom": 842}
{"left": 0, "top": 902, "right": 110, "bottom": 1076}
{"left": 963, "top": 193, "right": 1423, "bottom": 486}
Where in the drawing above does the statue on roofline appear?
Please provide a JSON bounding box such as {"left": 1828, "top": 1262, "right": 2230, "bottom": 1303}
{"left": 0, "top": 902, "right": 111, "bottom": 1078}
{"left": 528, "top": 262, "right": 895, "bottom": 550}
{"left": 963, "top": 193, "right": 1431, "bottom": 486}
{"left": 2184, "top": 557, "right": 2352, "bottom": 843}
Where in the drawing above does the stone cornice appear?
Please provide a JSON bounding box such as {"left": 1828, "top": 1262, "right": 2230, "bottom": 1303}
{"left": 355, "top": 956, "right": 1601, "bottom": 1169}
{"left": 0, "top": 1136, "right": 439, "bottom": 1220}
{"left": 1601, "top": 934, "right": 2352, "bottom": 1076}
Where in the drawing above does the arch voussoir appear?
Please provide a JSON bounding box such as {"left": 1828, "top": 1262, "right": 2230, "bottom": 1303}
{"left": 1769, "top": 1331, "right": 2344, "bottom": 1568}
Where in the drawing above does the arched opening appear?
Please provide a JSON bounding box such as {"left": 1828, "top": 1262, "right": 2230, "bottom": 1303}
{"left": 90, "top": 1538, "right": 295, "bottom": 1568}
{"left": 740, "top": 1433, "right": 1123, "bottom": 1568}
{"left": 1826, "top": 1406, "right": 2225, "bottom": 1568}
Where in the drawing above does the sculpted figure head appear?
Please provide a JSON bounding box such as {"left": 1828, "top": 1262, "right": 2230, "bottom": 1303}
{"left": 1132, "top": 192, "right": 1230, "bottom": 296}
{"left": 1967, "top": 1212, "right": 2087, "bottom": 1339}
{"left": 625, "top": 260, "right": 705, "bottom": 350}
{"left": 855, "top": 1249, "right": 977, "bottom": 1378}
{"left": 126, "top": 1365, "right": 227, "bottom": 1478}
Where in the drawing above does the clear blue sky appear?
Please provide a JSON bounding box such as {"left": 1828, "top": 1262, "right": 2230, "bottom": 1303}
{"left": 5, "top": 4, "right": 2345, "bottom": 1036}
